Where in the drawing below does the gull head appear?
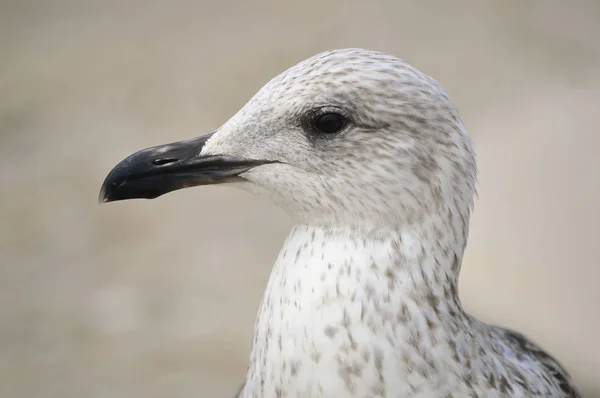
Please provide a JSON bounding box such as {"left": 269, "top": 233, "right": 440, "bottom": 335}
{"left": 100, "top": 48, "right": 477, "bottom": 228}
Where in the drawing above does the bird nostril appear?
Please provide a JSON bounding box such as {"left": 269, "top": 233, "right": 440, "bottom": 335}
{"left": 153, "top": 158, "right": 178, "bottom": 166}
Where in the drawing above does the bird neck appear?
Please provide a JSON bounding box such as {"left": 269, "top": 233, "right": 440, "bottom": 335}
{"left": 243, "top": 217, "right": 472, "bottom": 397}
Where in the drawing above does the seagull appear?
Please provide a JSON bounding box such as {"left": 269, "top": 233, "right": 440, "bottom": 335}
{"left": 99, "top": 49, "right": 580, "bottom": 397}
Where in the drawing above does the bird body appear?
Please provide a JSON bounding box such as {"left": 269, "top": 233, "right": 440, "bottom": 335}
{"left": 100, "top": 49, "right": 580, "bottom": 397}
{"left": 238, "top": 225, "right": 576, "bottom": 398}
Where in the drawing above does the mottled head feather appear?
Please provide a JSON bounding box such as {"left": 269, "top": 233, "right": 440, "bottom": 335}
{"left": 202, "top": 49, "right": 477, "bottom": 230}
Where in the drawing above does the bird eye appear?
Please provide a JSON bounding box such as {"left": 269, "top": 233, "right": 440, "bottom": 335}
{"left": 312, "top": 112, "right": 348, "bottom": 134}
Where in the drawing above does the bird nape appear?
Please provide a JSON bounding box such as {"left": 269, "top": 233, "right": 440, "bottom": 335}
{"left": 100, "top": 48, "right": 580, "bottom": 398}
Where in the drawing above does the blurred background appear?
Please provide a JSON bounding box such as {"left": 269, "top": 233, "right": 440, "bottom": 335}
{"left": 1, "top": 0, "right": 599, "bottom": 397}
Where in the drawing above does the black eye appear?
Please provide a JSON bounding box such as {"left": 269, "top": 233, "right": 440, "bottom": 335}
{"left": 312, "top": 112, "right": 348, "bottom": 134}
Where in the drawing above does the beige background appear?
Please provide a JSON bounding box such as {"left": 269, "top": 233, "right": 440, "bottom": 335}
{"left": 1, "top": 0, "right": 599, "bottom": 397}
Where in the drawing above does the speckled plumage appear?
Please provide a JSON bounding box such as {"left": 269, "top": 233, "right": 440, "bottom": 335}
{"left": 200, "top": 49, "right": 580, "bottom": 397}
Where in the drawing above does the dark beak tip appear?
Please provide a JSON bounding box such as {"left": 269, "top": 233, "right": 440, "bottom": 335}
{"left": 98, "top": 182, "right": 112, "bottom": 204}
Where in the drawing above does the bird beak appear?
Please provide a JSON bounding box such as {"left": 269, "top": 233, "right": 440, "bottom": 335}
{"left": 99, "top": 132, "right": 273, "bottom": 203}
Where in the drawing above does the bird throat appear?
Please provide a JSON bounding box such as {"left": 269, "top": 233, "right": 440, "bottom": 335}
{"left": 241, "top": 223, "right": 470, "bottom": 397}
